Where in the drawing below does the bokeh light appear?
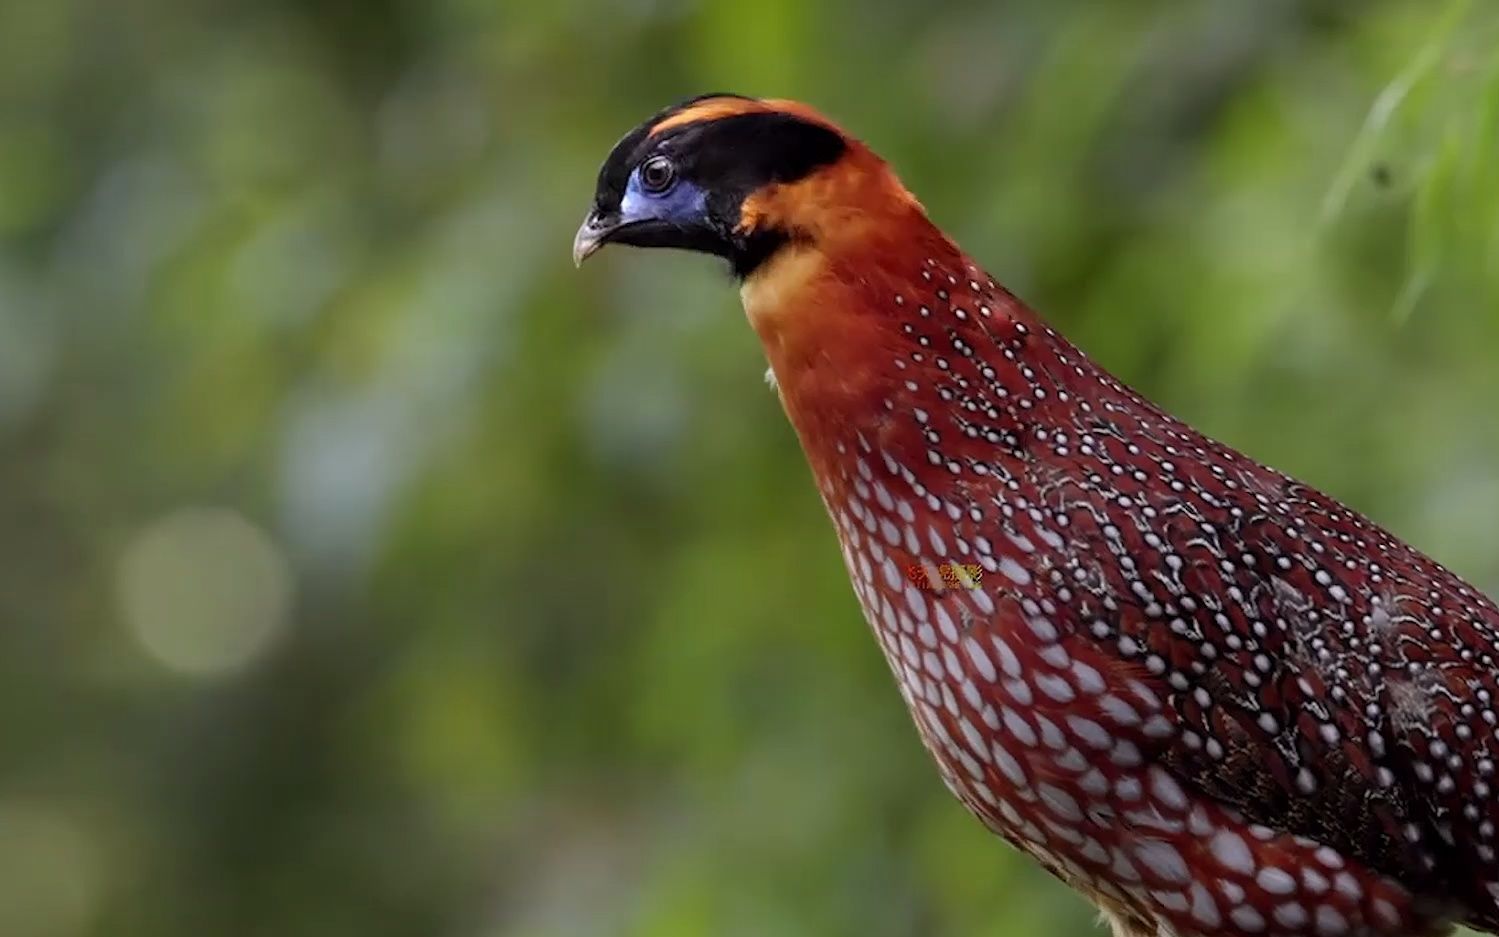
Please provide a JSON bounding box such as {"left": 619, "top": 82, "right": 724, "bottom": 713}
{"left": 115, "top": 508, "right": 293, "bottom": 677}
{"left": 0, "top": 802, "right": 103, "bottom": 937}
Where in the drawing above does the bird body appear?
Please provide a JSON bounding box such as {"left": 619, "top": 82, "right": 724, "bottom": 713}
{"left": 576, "top": 95, "right": 1499, "bottom": 937}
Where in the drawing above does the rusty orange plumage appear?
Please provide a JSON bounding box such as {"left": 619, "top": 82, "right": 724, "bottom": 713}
{"left": 576, "top": 95, "right": 1499, "bottom": 937}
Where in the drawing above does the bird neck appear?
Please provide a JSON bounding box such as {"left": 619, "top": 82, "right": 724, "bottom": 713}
{"left": 740, "top": 215, "right": 1064, "bottom": 496}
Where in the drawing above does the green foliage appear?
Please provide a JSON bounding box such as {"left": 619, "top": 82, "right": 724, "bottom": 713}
{"left": 1319, "top": 0, "right": 1499, "bottom": 321}
{"left": 0, "top": 1, "right": 1496, "bottom": 935}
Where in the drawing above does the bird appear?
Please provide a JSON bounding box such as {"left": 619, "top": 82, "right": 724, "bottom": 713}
{"left": 573, "top": 93, "right": 1499, "bottom": 937}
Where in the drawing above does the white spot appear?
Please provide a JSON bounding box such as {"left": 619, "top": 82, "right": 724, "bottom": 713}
{"left": 969, "top": 588, "right": 995, "bottom": 615}
{"left": 1002, "top": 708, "right": 1038, "bottom": 748}
{"left": 1034, "top": 713, "right": 1066, "bottom": 750}
{"left": 1314, "top": 846, "right": 1344, "bottom": 869}
{"left": 998, "top": 800, "right": 1023, "bottom": 827}
{"left": 1070, "top": 661, "right": 1105, "bottom": 695}
{"left": 1007, "top": 531, "right": 1036, "bottom": 554}
{"left": 1004, "top": 678, "right": 1033, "bottom": 706}
{"left": 1110, "top": 740, "right": 1142, "bottom": 767}
{"left": 1302, "top": 868, "right": 1329, "bottom": 894}
{"left": 1148, "top": 767, "right": 1188, "bottom": 812}
{"left": 991, "top": 636, "right": 1021, "bottom": 677}
{"left": 1230, "top": 905, "right": 1265, "bottom": 932}
{"left": 1078, "top": 836, "right": 1108, "bottom": 865}
{"left": 879, "top": 517, "right": 901, "bottom": 547}
{"left": 904, "top": 524, "right": 922, "bottom": 556}
{"left": 1151, "top": 889, "right": 1188, "bottom": 912}
{"left": 1127, "top": 680, "right": 1161, "bottom": 709}
{"left": 963, "top": 636, "right": 996, "bottom": 682}
{"left": 940, "top": 682, "right": 960, "bottom": 718}
{"left": 1038, "top": 644, "right": 1069, "bottom": 668}
{"left": 993, "top": 744, "right": 1027, "bottom": 787}
{"left": 959, "top": 718, "right": 991, "bottom": 762}
{"left": 1110, "top": 848, "right": 1141, "bottom": 882}
{"left": 880, "top": 557, "right": 903, "bottom": 590}
{"left": 960, "top": 678, "right": 983, "bottom": 710}
{"left": 1314, "top": 905, "right": 1348, "bottom": 936}
{"left": 1209, "top": 830, "right": 1254, "bottom": 874}
{"left": 1189, "top": 882, "right": 1220, "bottom": 928}
{"left": 1332, "top": 872, "right": 1361, "bottom": 901}
{"left": 1371, "top": 898, "right": 1399, "bottom": 929}
{"left": 1039, "top": 815, "right": 1083, "bottom": 846}
{"left": 1187, "top": 807, "right": 1212, "bottom": 836}
{"left": 1027, "top": 616, "right": 1058, "bottom": 642}
{"left": 1274, "top": 903, "right": 1308, "bottom": 929}
{"left": 1067, "top": 716, "right": 1112, "bottom": 750}
{"left": 1142, "top": 715, "right": 1174, "bottom": 739}
{"left": 922, "top": 650, "right": 945, "bottom": 681}
{"left": 935, "top": 603, "right": 959, "bottom": 643}
{"left": 1133, "top": 840, "right": 1189, "bottom": 885}
{"left": 1038, "top": 783, "right": 1081, "bottom": 823}
{"left": 1099, "top": 694, "right": 1140, "bottom": 727}
{"left": 971, "top": 782, "right": 998, "bottom": 807}
{"left": 1130, "top": 805, "right": 1189, "bottom": 835}
{"left": 900, "top": 634, "right": 921, "bottom": 669}
{"left": 1035, "top": 673, "right": 1075, "bottom": 703}
{"left": 1055, "top": 747, "right": 1087, "bottom": 773}
{"left": 904, "top": 583, "right": 929, "bottom": 621}
{"left": 1256, "top": 867, "right": 1296, "bottom": 895}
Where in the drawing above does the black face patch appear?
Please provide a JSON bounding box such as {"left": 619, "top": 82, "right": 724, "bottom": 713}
{"left": 586, "top": 96, "right": 847, "bottom": 278}
{"left": 657, "top": 112, "right": 847, "bottom": 196}
{"left": 590, "top": 93, "right": 755, "bottom": 212}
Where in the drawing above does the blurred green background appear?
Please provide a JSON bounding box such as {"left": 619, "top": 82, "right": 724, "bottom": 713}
{"left": 2, "top": 0, "right": 1497, "bottom": 935}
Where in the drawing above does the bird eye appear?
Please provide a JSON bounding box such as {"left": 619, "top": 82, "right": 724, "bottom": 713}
{"left": 639, "top": 156, "right": 676, "bottom": 194}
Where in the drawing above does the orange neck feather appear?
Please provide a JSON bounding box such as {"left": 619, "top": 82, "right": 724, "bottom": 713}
{"left": 737, "top": 144, "right": 1053, "bottom": 500}
{"left": 740, "top": 203, "right": 960, "bottom": 482}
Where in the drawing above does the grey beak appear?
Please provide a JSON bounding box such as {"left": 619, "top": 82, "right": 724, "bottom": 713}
{"left": 572, "top": 210, "right": 618, "bottom": 267}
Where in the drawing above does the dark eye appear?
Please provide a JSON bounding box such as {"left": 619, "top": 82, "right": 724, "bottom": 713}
{"left": 639, "top": 155, "right": 676, "bottom": 194}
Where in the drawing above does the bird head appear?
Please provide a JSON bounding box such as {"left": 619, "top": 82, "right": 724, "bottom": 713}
{"left": 573, "top": 94, "right": 924, "bottom": 278}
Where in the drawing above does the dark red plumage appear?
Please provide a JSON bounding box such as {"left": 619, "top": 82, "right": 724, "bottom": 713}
{"left": 579, "top": 95, "right": 1499, "bottom": 937}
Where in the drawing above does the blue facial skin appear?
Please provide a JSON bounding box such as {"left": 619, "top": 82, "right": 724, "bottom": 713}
{"left": 618, "top": 165, "right": 708, "bottom": 231}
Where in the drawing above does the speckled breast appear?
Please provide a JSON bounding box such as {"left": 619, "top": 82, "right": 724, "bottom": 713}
{"left": 794, "top": 257, "right": 1471, "bottom": 937}
{"left": 818, "top": 436, "right": 1442, "bottom": 936}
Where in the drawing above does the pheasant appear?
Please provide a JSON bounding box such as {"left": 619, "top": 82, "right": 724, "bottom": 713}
{"left": 573, "top": 94, "right": 1499, "bottom": 937}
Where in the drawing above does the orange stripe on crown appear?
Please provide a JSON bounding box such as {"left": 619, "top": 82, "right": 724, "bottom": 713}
{"left": 649, "top": 97, "right": 844, "bottom": 137}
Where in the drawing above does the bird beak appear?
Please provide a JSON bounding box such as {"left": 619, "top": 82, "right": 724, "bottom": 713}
{"left": 572, "top": 209, "right": 621, "bottom": 267}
